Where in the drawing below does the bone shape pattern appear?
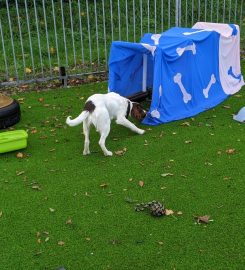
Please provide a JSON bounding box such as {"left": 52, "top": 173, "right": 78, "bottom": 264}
{"left": 173, "top": 73, "right": 192, "bottom": 103}
{"left": 203, "top": 74, "right": 216, "bottom": 98}
{"left": 151, "top": 34, "right": 162, "bottom": 45}
{"left": 183, "top": 29, "right": 212, "bottom": 36}
{"left": 176, "top": 43, "right": 196, "bottom": 56}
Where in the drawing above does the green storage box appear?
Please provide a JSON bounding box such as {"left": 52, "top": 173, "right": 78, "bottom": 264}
{"left": 0, "top": 130, "right": 28, "bottom": 154}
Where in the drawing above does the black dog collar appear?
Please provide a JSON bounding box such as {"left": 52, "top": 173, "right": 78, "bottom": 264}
{"left": 126, "top": 101, "right": 131, "bottom": 119}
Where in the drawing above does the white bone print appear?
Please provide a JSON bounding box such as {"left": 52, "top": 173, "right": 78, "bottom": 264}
{"left": 203, "top": 74, "right": 216, "bottom": 98}
{"left": 151, "top": 34, "right": 161, "bottom": 45}
{"left": 176, "top": 43, "right": 196, "bottom": 56}
{"left": 173, "top": 73, "right": 192, "bottom": 103}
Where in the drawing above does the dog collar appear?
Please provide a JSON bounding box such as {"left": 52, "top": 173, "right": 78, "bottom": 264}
{"left": 126, "top": 101, "right": 131, "bottom": 119}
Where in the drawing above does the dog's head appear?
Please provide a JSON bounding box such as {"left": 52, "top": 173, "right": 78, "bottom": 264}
{"left": 131, "top": 102, "right": 147, "bottom": 121}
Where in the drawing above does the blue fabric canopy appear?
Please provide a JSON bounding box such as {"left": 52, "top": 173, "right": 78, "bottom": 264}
{"left": 108, "top": 24, "right": 244, "bottom": 125}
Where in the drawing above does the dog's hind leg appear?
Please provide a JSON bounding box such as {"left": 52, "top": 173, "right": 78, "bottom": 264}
{"left": 83, "top": 120, "right": 91, "bottom": 155}
{"left": 99, "top": 131, "right": 112, "bottom": 156}
{"left": 98, "top": 124, "right": 113, "bottom": 156}
{"left": 116, "top": 117, "right": 145, "bottom": 135}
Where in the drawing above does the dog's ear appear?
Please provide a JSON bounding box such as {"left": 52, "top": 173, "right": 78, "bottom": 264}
{"left": 131, "top": 103, "right": 146, "bottom": 121}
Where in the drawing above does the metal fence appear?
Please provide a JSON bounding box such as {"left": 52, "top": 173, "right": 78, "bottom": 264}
{"left": 0, "top": 0, "right": 244, "bottom": 87}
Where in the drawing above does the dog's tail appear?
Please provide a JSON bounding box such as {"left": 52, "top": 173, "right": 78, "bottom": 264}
{"left": 66, "top": 111, "right": 89, "bottom": 127}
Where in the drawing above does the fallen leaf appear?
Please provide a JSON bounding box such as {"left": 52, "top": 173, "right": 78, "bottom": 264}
{"left": 180, "top": 121, "right": 190, "bottom": 126}
{"left": 196, "top": 215, "right": 210, "bottom": 224}
{"left": 66, "top": 219, "right": 72, "bottom": 225}
{"left": 115, "top": 148, "right": 127, "bottom": 156}
{"left": 185, "top": 140, "right": 192, "bottom": 144}
{"left": 45, "top": 237, "right": 50, "bottom": 242}
{"left": 38, "top": 97, "right": 44, "bottom": 103}
{"left": 158, "top": 241, "right": 164, "bottom": 245}
{"left": 87, "top": 74, "right": 94, "bottom": 81}
{"left": 31, "top": 129, "right": 38, "bottom": 134}
{"left": 226, "top": 149, "right": 236, "bottom": 155}
{"left": 16, "top": 171, "right": 25, "bottom": 176}
{"left": 161, "top": 173, "right": 174, "bottom": 177}
{"left": 25, "top": 67, "right": 32, "bottom": 74}
{"left": 49, "top": 47, "right": 56, "bottom": 54}
{"left": 138, "top": 181, "right": 144, "bottom": 187}
{"left": 165, "top": 209, "right": 174, "bottom": 216}
{"left": 49, "top": 208, "right": 55, "bottom": 212}
{"left": 222, "top": 105, "right": 231, "bottom": 109}
{"left": 58, "top": 240, "right": 65, "bottom": 246}
{"left": 85, "top": 237, "right": 91, "bottom": 241}
{"left": 16, "top": 152, "right": 24, "bottom": 158}
{"left": 53, "top": 66, "right": 59, "bottom": 72}
{"left": 100, "top": 183, "right": 108, "bottom": 188}
{"left": 32, "top": 184, "right": 41, "bottom": 191}
{"left": 0, "top": 211, "right": 2, "bottom": 218}
{"left": 176, "top": 211, "right": 183, "bottom": 215}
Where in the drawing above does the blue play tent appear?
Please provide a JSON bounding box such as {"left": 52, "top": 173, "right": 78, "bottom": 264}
{"left": 108, "top": 22, "right": 244, "bottom": 125}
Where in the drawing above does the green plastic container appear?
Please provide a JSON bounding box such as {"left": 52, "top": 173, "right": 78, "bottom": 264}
{"left": 0, "top": 130, "right": 28, "bottom": 154}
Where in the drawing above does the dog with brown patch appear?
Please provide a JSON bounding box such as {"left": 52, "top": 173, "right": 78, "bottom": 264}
{"left": 66, "top": 92, "right": 146, "bottom": 156}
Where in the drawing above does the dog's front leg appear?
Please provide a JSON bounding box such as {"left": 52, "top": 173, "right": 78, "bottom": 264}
{"left": 116, "top": 117, "right": 145, "bottom": 135}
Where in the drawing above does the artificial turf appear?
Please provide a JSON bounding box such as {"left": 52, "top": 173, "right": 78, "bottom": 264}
{"left": 0, "top": 63, "right": 245, "bottom": 270}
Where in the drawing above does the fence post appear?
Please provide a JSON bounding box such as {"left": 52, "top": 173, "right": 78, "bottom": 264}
{"left": 175, "top": 0, "right": 181, "bottom": 27}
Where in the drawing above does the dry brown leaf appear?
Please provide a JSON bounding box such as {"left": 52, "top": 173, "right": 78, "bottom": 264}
{"left": 25, "top": 67, "right": 32, "bottom": 74}
{"left": 176, "top": 211, "right": 183, "bottom": 215}
{"left": 196, "top": 215, "right": 210, "bottom": 224}
{"left": 222, "top": 105, "right": 231, "bottom": 109}
{"left": 66, "top": 219, "right": 72, "bottom": 225}
{"left": 165, "top": 209, "right": 174, "bottom": 216}
{"left": 115, "top": 148, "right": 127, "bottom": 156}
{"left": 16, "top": 171, "right": 25, "bottom": 176}
{"left": 180, "top": 121, "right": 190, "bottom": 126}
{"left": 100, "top": 183, "right": 108, "bottom": 188}
{"left": 31, "top": 129, "right": 38, "bottom": 134}
{"left": 161, "top": 173, "right": 174, "bottom": 177}
{"left": 32, "top": 184, "right": 41, "bottom": 191}
{"left": 138, "top": 180, "right": 144, "bottom": 187}
{"left": 226, "top": 148, "right": 236, "bottom": 155}
{"left": 38, "top": 98, "right": 44, "bottom": 103}
{"left": 16, "top": 152, "right": 24, "bottom": 158}
{"left": 58, "top": 240, "right": 65, "bottom": 246}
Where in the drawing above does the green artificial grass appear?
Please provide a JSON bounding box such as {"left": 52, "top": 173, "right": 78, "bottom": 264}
{"left": 0, "top": 63, "right": 245, "bottom": 269}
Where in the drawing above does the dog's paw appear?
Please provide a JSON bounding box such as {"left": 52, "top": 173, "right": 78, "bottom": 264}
{"left": 83, "top": 150, "right": 90, "bottom": 155}
{"left": 138, "top": 129, "right": 145, "bottom": 135}
{"left": 104, "top": 151, "right": 113, "bottom": 156}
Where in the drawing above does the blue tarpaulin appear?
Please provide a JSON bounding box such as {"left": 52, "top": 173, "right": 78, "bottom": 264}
{"left": 108, "top": 22, "right": 244, "bottom": 125}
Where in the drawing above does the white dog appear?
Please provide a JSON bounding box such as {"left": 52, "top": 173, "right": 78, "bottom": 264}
{"left": 66, "top": 92, "right": 146, "bottom": 156}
